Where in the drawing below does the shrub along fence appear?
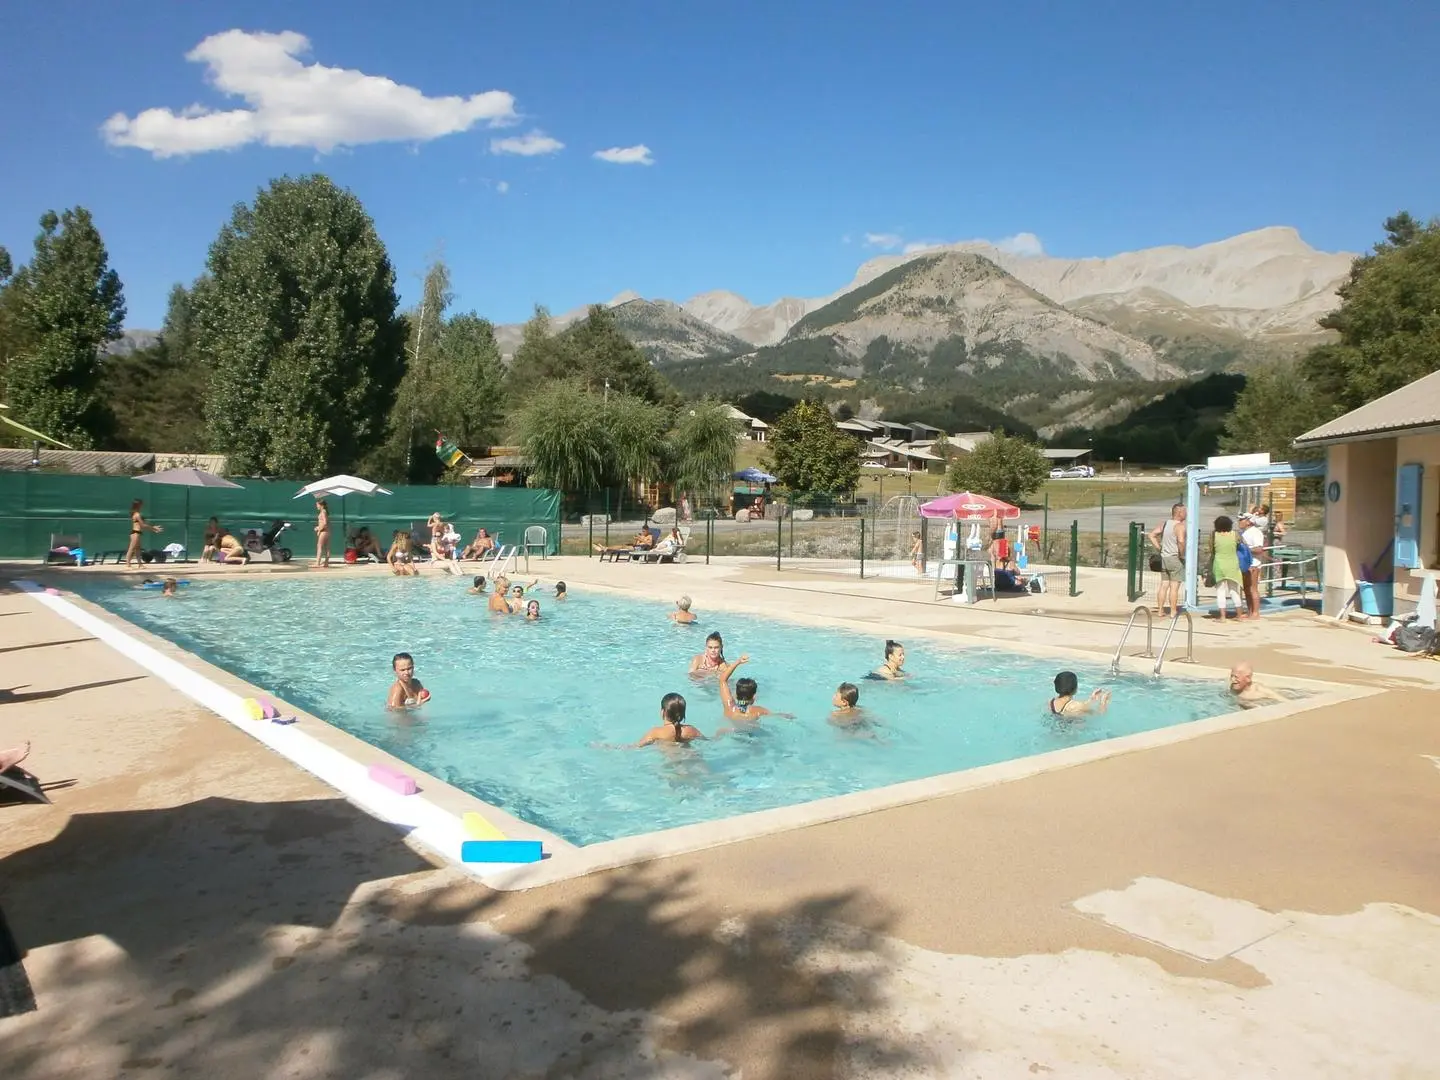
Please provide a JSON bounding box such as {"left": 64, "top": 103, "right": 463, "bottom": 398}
{"left": 0, "top": 472, "right": 562, "bottom": 560}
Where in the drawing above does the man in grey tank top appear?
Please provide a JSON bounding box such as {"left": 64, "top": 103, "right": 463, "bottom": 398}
{"left": 1148, "top": 503, "right": 1186, "bottom": 616}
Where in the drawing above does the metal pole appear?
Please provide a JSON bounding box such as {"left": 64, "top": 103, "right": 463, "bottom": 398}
{"left": 788, "top": 506, "right": 794, "bottom": 558}
{"left": 1137, "top": 522, "right": 1145, "bottom": 599}
{"left": 706, "top": 514, "right": 712, "bottom": 565}
{"left": 775, "top": 508, "right": 782, "bottom": 571}
{"left": 588, "top": 513, "right": 594, "bottom": 557}
{"left": 1068, "top": 520, "right": 1079, "bottom": 597}
{"left": 604, "top": 489, "right": 610, "bottom": 546}
{"left": 1043, "top": 493, "right": 1050, "bottom": 559}
{"left": 1126, "top": 522, "right": 1136, "bottom": 602}
{"left": 859, "top": 516, "right": 866, "bottom": 580}
{"left": 1099, "top": 492, "right": 1106, "bottom": 568}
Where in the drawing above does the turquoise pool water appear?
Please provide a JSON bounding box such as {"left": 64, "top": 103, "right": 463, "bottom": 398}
{"left": 80, "top": 576, "right": 1248, "bottom": 845}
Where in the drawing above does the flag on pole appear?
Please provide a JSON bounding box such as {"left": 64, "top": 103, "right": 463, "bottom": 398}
{"left": 435, "top": 433, "right": 467, "bottom": 469}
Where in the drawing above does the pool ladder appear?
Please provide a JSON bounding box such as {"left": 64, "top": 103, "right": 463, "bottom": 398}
{"left": 1110, "top": 605, "right": 1196, "bottom": 676}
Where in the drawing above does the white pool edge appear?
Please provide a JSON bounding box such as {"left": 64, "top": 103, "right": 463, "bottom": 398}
{"left": 13, "top": 578, "right": 1380, "bottom": 892}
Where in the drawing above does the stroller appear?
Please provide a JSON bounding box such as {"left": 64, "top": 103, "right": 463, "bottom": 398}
{"left": 240, "top": 520, "right": 294, "bottom": 563}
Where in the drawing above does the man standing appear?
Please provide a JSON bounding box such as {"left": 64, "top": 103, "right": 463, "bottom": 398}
{"left": 1148, "top": 503, "right": 1186, "bottom": 617}
{"left": 1240, "top": 511, "right": 1267, "bottom": 620}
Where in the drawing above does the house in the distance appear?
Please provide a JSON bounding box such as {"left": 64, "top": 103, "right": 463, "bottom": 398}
{"left": 723, "top": 405, "right": 769, "bottom": 442}
{"left": 1294, "top": 368, "right": 1440, "bottom": 618}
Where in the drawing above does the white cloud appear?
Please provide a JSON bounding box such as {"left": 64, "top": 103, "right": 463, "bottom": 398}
{"left": 592, "top": 144, "right": 654, "bottom": 165}
{"left": 902, "top": 239, "right": 946, "bottom": 254}
{"left": 995, "top": 231, "right": 1045, "bottom": 256}
{"left": 495, "top": 180, "right": 510, "bottom": 194}
{"left": 101, "top": 30, "right": 519, "bottom": 157}
{"left": 491, "top": 130, "right": 564, "bottom": 156}
{"left": 863, "top": 232, "right": 904, "bottom": 250}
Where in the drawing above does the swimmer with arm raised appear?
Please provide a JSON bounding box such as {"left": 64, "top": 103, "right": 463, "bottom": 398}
{"left": 716, "top": 655, "right": 794, "bottom": 730}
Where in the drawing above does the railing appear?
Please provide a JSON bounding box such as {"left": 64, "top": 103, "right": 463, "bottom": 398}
{"left": 1153, "top": 609, "right": 1196, "bottom": 674}
{"left": 1110, "top": 605, "right": 1156, "bottom": 674}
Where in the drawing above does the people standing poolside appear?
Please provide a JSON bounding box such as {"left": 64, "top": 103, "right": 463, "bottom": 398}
{"left": 1240, "top": 511, "right": 1266, "bottom": 621}
{"left": 689, "top": 631, "right": 725, "bottom": 675}
{"left": 670, "top": 596, "right": 697, "bottom": 624}
{"left": 634, "top": 693, "right": 705, "bottom": 747}
{"left": 1210, "top": 515, "right": 1244, "bottom": 622}
{"left": 1228, "top": 662, "right": 1282, "bottom": 708}
{"left": 1149, "top": 503, "right": 1186, "bottom": 617}
{"left": 386, "top": 652, "right": 429, "bottom": 709}
{"left": 1048, "top": 671, "right": 1110, "bottom": 717}
{"left": 909, "top": 531, "right": 923, "bottom": 573}
{"left": 313, "top": 498, "right": 331, "bottom": 569}
{"left": 125, "top": 499, "right": 163, "bottom": 569}
{"left": 869, "top": 640, "right": 907, "bottom": 680}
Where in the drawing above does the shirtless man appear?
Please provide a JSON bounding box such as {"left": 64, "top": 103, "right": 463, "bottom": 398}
{"left": 1228, "top": 662, "right": 1283, "bottom": 708}
{"left": 669, "top": 596, "right": 697, "bottom": 624}
{"left": 386, "top": 652, "right": 429, "bottom": 709}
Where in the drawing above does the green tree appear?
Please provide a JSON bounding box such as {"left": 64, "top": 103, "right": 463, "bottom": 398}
{"left": 669, "top": 401, "right": 738, "bottom": 502}
{"left": 506, "top": 306, "right": 574, "bottom": 406}
{"left": 369, "top": 261, "right": 505, "bottom": 481}
{"left": 1219, "top": 360, "right": 1333, "bottom": 462}
{"left": 1301, "top": 213, "right": 1440, "bottom": 411}
{"left": 3, "top": 208, "right": 125, "bottom": 447}
{"left": 516, "top": 381, "right": 609, "bottom": 492}
{"left": 195, "top": 174, "right": 406, "bottom": 476}
{"left": 564, "top": 305, "right": 667, "bottom": 403}
{"left": 105, "top": 283, "right": 209, "bottom": 451}
{"left": 764, "top": 399, "right": 860, "bottom": 498}
{"left": 946, "top": 430, "right": 1049, "bottom": 505}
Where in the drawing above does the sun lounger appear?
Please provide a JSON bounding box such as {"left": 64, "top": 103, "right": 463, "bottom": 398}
{"left": 0, "top": 766, "right": 50, "bottom": 806}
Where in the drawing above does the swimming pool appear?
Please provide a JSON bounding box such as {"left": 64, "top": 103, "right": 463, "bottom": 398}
{"left": 80, "top": 576, "right": 1254, "bottom": 846}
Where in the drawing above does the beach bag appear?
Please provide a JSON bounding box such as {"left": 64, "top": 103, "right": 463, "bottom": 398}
{"left": 1148, "top": 554, "right": 1163, "bottom": 573}
{"left": 1237, "top": 541, "right": 1253, "bottom": 574}
{"left": 1394, "top": 624, "right": 1437, "bottom": 654}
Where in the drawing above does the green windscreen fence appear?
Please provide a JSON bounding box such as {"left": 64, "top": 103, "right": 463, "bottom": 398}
{"left": 0, "top": 474, "right": 562, "bottom": 559}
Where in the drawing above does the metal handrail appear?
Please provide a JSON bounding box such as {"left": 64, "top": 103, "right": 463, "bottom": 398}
{"left": 1153, "top": 609, "right": 1196, "bottom": 674}
{"left": 1110, "top": 605, "right": 1155, "bottom": 674}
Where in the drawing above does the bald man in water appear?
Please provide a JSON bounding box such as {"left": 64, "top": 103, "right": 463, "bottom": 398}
{"left": 1228, "top": 662, "right": 1282, "bottom": 709}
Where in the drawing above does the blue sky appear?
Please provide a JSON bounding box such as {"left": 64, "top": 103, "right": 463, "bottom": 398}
{"left": 1, "top": 0, "right": 1437, "bottom": 330}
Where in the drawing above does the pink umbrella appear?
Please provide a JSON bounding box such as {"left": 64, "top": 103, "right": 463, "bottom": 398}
{"left": 918, "top": 492, "right": 1021, "bottom": 520}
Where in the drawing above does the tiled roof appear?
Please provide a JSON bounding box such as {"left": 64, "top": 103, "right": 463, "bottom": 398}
{"left": 153, "top": 453, "right": 229, "bottom": 474}
{"left": 1294, "top": 368, "right": 1440, "bottom": 445}
{"left": 0, "top": 449, "right": 154, "bottom": 474}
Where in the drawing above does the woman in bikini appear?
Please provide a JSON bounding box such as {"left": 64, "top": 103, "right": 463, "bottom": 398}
{"left": 387, "top": 530, "right": 417, "bottom": 576}
{"left": 868, "top": 640, "right": 908, "bottom": 680}
{"left": 689, "top": 631, "right": 726, "bottom": 676}
{"left": 386, "top": 652, "right": 430, "bottom": 709}
{"left": 313, "top": 498, "right": 331, "bottom": 569}
{"left": 1048, "top": 670, "right": 1110, "bottom": 718}
{"left": 124, "top": 499, "right": 163, "bottom": 569}
{"left": 634, "top": 693, "right": 705, "bottom": 747}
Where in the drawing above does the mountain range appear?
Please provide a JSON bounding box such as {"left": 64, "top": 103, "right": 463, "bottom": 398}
{"left": 497, "top": 227, "right": 1354, "bottom": 393}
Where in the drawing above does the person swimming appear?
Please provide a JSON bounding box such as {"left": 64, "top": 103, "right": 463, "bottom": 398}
{"left": 161, "top": 577, "right": 178, "bottom": 598}
{"left": 1048, "top": 670, "right": 1110, "bottom": 718}
{"left": 386, "top": 651, "right": 430, "bottom": 709}
{"left": 689, "top": 631, "right": 724, "bottom": 675}
{"left": 868, "top": 639, "right": 907, "bottom": 680}
{"left": 634, "top": 692, "right": 705, "bottom": 747}
{"left": 716, "top": 655, "right": 793, "bottom": 730}
{"left": 554, "top": 581, "right": 568, "bottom": 601}
{"left": 525, "top": 599, "right": 541, "bottom": 620}
{"left": 488, "top": 576, "right": 514, "bottom": 613}
{"left": 829, "top": 682, "right": 865, "bottom": 728}
{"left": 468, "top": 575, "right": 487, "bottom": 595}
{"left": 670, "top": 595, "right": 696, "bottom": 624}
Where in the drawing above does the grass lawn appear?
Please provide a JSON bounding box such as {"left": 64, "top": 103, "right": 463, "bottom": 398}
{"left": 1033, "top": 479, "right": 1186, "bottom": 511}
{"left": 733, "top": 441, "right": 947, "bottom": 505}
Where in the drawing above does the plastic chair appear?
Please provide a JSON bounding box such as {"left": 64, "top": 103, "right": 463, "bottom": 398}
{"left": 523, "top": 525, "right": 548, "bottom": 560}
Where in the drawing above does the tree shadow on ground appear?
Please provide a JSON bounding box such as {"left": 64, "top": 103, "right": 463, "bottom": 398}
{"left": 2, "top": 795, "right": 918, "bottom": 1079}
{"left": 0, "top": 677, "right": 146, "bottom": 704}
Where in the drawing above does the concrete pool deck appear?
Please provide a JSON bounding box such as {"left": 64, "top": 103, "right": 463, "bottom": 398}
{"left": 3, "top": 557, "right": 1439, "bottom": 1077}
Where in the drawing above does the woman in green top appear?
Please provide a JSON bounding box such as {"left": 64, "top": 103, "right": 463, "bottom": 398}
{"left": 1211, "top": 515, "right": 1244, "bottom": 622}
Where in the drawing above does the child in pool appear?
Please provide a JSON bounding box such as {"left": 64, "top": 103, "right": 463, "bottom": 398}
{"left": 387, "top": 651, "right": 430, "bottom": 709}
{"left": 525, "top": 599, "right": 541, "bottom": 620}
{"left": 1048, "top": 670, "right": 1110, "bottom": 718}
{"left": 634, "top": 693, "right": 705, "bottom": 747}
{"left": 716, "top": 655, "right": 794, "bottom": 729}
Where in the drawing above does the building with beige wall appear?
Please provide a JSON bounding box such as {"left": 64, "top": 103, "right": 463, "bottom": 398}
{"left": 1295, "top": 369, "right": 1440, "bottom": 617}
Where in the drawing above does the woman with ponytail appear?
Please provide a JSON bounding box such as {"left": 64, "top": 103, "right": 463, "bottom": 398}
{"left": 636, "top": 692, "right": 706, "bottom": 747}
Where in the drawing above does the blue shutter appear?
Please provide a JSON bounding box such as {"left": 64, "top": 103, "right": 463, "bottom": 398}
{"left": 1395, "top": 463, "right": 1424, "bottom": 570}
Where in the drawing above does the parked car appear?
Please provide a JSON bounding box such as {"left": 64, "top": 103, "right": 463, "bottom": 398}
{"left": 1173, "top": 463, "right": 1206, "bottom": 476}
{"left": 1049, "top": 467, "right": 1067, "bottom": 479}
{"left": 1051, "top": 465, "right": 1093, "bottom": 479}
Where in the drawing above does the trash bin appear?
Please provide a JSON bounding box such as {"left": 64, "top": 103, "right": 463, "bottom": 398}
{"left": 1356, "top": 581, "right": 1394, "bottom": 616}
